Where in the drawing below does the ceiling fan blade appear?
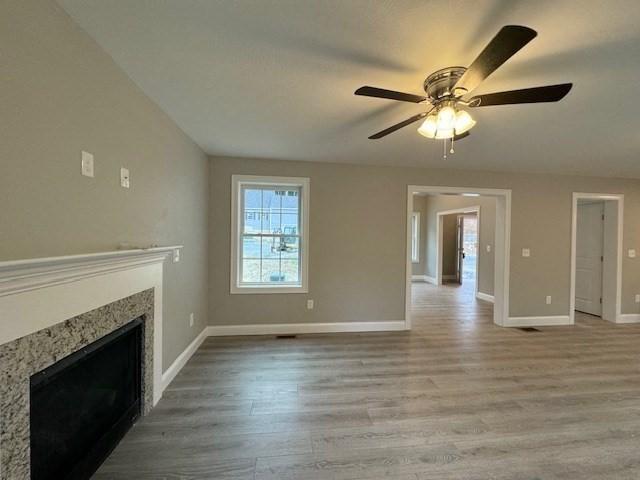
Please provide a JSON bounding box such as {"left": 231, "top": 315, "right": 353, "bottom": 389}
{"left": 368, "top": 112, "right": 428, "bottom": 139}
{"left": 453, "top": 25, "right": 537, "bottom": 95}
{"left": 355, "top": 86, "right": 427, "bottom": 104}
{"left": 453, "top": 131, "right": 470, "bottom": 141}
{"left": 468, "top": 83, "right": 573, "bottom": 107}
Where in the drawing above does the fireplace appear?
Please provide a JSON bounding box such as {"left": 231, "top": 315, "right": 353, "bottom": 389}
{"left": 0, "top": 247, "right": 173, "bottom": 478}
{"left": 29, "top": 318, "right": 143, "bottom": 480}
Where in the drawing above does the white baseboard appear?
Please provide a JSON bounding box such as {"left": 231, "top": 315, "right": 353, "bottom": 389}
{"left": 161, "top": 326, "right": 208, "bottom": 392}
{"left": 616, "top": 314, "right": 640, "bottom": 324}
{"left": 411, "top": 275, "right": 437, "bottom": 285}
{"left": 412, "top": 275, "right": 437, "bottom": 285}
{"left": 207, "top": 321, "right": 407, "bottom": 337}
{"left": 476, "top": 291, "right": 494, "bottom": 303}
{"left": 505, "top": 315, "right": 572, "bottom": 327}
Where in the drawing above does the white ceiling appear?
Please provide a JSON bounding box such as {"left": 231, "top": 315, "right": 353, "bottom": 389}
{"left": 59, "top": 0, "right": 640, "bottom": 177}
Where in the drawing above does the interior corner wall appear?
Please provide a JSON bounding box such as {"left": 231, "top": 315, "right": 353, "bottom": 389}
{"left": 0, "top": 0, "right": 210, "bottom": 370}
{"left": 209, "top": 155, "right": 640, "bottom": 327}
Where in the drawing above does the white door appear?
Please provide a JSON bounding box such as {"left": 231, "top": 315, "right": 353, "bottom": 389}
{"left": 575, "top": 202, "right": 604, "bottom": 316}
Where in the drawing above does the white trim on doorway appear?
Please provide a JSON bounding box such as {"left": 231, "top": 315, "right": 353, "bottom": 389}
{"left": 435, "top": 206, "right": 480, "bottom": 295}
{"left": 569, "top": 192, "right": 623, "bottom": 324}
{"left": 406, "top": 186, "right": 512, "bottom": 329}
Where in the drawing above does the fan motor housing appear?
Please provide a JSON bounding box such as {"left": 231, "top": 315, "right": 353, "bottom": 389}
{"left": 423, "top": 66, "right": 467, "bottom": 102}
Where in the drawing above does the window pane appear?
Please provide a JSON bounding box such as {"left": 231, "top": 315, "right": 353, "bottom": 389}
{"left": 281, "top": 213, "right": 299, "bottom": 234}
{"left": 261, "top": 259, "right": 283, "bottom": 283}
{"left": 243, "top": 188, "right": 262, "bottom": 234}
{"left": 280, "top": 236, "right": 299, "bottom": 259}
{"left": 242, "top": 259, "right": 260, "bottom": 283}
{"left": 242, "top": 236, "right": 261, "bottom": 259}
{"left": 280, "top": 187, "right": 299, "bottom": 204}
{"left": 261, "top": 236, "right": 280, "bottom": 260}
{"left": 281, "top": 259, "right": 300, "bottom": 283}
{"left": 260, "top": 189, "right": 279, "bottom": 235}
{"left": 267, "top": 212, "right": 282, "bottom": 234}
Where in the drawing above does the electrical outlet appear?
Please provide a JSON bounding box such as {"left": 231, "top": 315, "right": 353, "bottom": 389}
{"left": 635, "top": 294, "right": 640, "bottom": 303}
{"left": 120, "top": 167, "right": 130, "bottom": 188}
{"left": 173, "top": 249, "right": 180, "bottom": 263}
{"left": 486, "top": 245, "right": 491, "bottom": 253}
{"left": 546, "top": 295, "right": 552, "bottom": 305}
{"left": 189, "top": 313, "right": 194, "bottom": 327}
{"left": 306, "top": 299, "right": 314, "bottom": 310}
{"left": 522, "top": 248, "right": 530, "bottom": 257}
{"left": 81, "top": 151, "right": 94, "bottom": 177}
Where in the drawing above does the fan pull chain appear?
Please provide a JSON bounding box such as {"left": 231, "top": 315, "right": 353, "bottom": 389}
{"left": 450, "top": 136, "right": 455, "bottom": 154}
{"left": 443, "top": 139, "right": 447, "bottom": 159}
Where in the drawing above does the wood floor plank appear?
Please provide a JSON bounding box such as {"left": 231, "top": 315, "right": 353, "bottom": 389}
{"left": 94, "top": 281, "right": 640, "bottom": 479}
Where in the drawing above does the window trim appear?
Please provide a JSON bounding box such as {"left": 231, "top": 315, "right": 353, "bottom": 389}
{"left": 230, "top": 175, "right": 310, "bottom": 294}
{"left": 411, "top": 212, "right": 420, "bottom": 263}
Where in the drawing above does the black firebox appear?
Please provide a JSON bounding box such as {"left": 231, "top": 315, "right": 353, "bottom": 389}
{"left": 30, "top": 318, "right": 143, "bottom": 480}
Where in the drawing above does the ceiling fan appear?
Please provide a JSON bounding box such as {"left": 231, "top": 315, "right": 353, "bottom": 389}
{"left": 354, "top": 25, "right": 572, "bottom": 155}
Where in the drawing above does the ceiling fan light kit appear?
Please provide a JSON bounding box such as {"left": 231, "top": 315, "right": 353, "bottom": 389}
{"left": 354, "top": 25, "right": 573, "bottom": 158}
{"left": 417, "top": 103, "right": 476, "bottom": 140}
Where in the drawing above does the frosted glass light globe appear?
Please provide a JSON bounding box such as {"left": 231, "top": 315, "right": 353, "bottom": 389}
{"left": 454, "top": 110, "right": 476, "bottom": 134}
{"left": 417, "top": 114, "right": 438, "bottom": 138}
{"left": 436, "top": 106, "right": 456, "bottom": 130}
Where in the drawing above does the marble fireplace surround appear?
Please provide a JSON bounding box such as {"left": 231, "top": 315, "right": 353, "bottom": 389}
{"left": 0, "top": 247, "right": 180, "bottom": 479}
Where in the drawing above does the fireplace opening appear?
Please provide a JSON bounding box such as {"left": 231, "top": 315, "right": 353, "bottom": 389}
{"left": 30, "top": 317, "right": 143, "bottom": 480}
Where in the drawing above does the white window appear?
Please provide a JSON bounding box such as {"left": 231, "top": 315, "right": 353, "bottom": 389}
{"left": 231, "top": 175, "right": 309, "bottom": 293}
{"left": 411, "top": 212, "right": 420, "bottom": 263}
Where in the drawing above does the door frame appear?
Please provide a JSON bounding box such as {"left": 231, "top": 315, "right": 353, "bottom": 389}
{"left": 570, "top": 192, "right": 623, "bottom": 323}
{"left": 435, "top": 206, "right": 480, "bottom": 296}
{"left": 406, "top": 186, "right": 512, "bottom": 328}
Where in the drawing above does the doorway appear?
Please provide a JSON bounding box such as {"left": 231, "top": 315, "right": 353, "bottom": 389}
{"left": 437, "top": 209, "right": 479, "bottom": 292}
{"left": 459, "top": 214, "right": 479, "bottom": 285}
{"left": 570, "top": 193, "right": 623, "bottom": 323}
{"left": 575, "top": 201, "right": 604, "bottom": 317}
{"left": 406, "top": 186, "right": 511, "bottom": 328}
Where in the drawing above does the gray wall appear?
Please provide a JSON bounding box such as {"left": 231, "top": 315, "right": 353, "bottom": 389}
{"left": 0, "top": 0, "right": 209, "bottom": 369}
{"left": 210, "top": 155, "right": 640, "bottom": 325}
{"left": 441, "top": 214, "right": 459, "bottom": 278}
{"left": 423, "top": 195, "right": 496, "bottom": 296}
{"left": 411, "top": 196, "right": 428, "bottom": 277}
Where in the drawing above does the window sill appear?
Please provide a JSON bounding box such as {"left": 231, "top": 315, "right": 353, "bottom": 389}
{"left": 231, "top": 285, "right": 308, "bottom": 295}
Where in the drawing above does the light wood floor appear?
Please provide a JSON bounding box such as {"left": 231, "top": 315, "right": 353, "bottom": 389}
{"left": 96, "top": 281, "right": 640, "bottom": 479}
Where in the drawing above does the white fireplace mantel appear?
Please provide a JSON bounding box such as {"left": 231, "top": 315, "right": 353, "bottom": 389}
{"left": 0, "top": 246, "right": 181, "bottom": 405}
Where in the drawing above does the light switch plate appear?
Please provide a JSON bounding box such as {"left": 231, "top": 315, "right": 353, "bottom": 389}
{"left": 635, "top": 294, "right": 640, "bottom": 303}
{"left": 189, "top": 313, "right": 194, "bottom": 327}
{"left": 120, "top": 167, "right": 130, "bottom": 188}
{"left": 629, "top": 249, "right": 636, "bottom": 258}
{"left": 546, "top": 295, "right": 552, "bottom": 305}
{"left": 522, "top": 248, "right": 530, "bottom": 257}
{"left": 81, "top": 151, "right": 94, "bottom": 177}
